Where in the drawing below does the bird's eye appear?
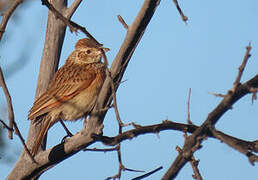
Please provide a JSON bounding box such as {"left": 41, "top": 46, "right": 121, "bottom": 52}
{"left": 86, "top": 50, "right": 91, "bottom": 54}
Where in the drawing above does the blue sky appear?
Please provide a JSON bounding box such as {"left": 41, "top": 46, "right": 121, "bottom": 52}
{"left": 1, "top": 0, "right": 258, "bottom": 179}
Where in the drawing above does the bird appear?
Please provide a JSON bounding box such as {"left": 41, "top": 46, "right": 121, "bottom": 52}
{"left": 28, "top": 38, "right": 109, "bottom": 156}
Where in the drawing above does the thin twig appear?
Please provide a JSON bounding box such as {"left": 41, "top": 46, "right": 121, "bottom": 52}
{"left": 0, "top": 119, "right": 13, "bottom": 131}
{"left": 0, "top": 66, "right": 14, "bottom": 139}
{"left": 107, "top": 69, "right": 123, "bottom": 130}
{"left": 132, "top": 166, "right": 162, "bottom": 180}
{"left": 0, "top": 66, "right": 35, "bottom": 162}
{"left": 172, "top": 0, "right": 188, "bottom": 23}
{"left": 41, "top": 0, "right": 100, "bottom": 45}
{"left": 0, "top": 0, "right": 23, "bottom": 41}
{"left": 232, "top": 43, "right": 252, "bottom": 92}
{"left": 117, "top": 15, "right": 129, "bottom": 30}
{"left": 187, "top": 88, "right": 192, "bottom": 124}
{"left": 13, "top": 120, "right": 36, "bottom": 163}
{"left": 65, "top": 0, "right": 83, "bottom": 19}
{"left": 83, "top": 146, "right": 119, "bottom": 152}
{"left": 105, "top": 144, "right": 124, "bottom": 180}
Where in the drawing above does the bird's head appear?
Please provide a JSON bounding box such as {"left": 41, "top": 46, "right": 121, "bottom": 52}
{"left": 74, "top": 38, "right": 109, "bottom": 64}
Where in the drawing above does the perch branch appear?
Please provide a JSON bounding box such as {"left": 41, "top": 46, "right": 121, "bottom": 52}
{"left": 6, "top": 1, "right": 161, "bottom": 179}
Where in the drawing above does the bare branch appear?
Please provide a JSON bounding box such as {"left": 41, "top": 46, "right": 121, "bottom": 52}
{"left": 0, "top": 0, "right": 23, "bottom": 41}
{"left": 162, "top": 73, "right": 258, "bottom": 179}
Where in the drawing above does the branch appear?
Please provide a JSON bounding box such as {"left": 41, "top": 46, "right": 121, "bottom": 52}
{"left": 0, "top": 0, "right": 23, "bottom": 41}
{"left": 162, "top": 44, "right": 257, "bottom": 179}
{"left": 162, "top": 74, "right": 258, "bottom": 179}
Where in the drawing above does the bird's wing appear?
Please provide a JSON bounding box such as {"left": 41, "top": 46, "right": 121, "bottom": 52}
{"left": 28, "top": 63, "right": 97, "bottom": 120}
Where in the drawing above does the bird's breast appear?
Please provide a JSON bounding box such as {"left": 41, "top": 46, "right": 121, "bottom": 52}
{"left": 55, "top": 70, "right": 105, "bottom": 121}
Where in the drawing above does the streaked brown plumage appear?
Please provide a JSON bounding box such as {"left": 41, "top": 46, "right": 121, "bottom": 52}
{"left": 28, "top": 38, "right": 109, "bottom": 155}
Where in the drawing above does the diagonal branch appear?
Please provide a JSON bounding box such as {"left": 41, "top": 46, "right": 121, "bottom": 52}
{"left": 41, "top": 0, "right": 100, "bottom": 45}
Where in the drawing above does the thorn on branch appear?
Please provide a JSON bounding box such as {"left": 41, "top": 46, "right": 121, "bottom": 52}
{"left": 176, "top": 146, "right": 183, "bottom": 154}
{"left": 249, "top": 87, "right": 258, "bottom": 104}
{"left": 117, "top": 15, "right": 129, "bottom": 30}
{"left": 208, "top": 92, "right": 226, "bottom": 98}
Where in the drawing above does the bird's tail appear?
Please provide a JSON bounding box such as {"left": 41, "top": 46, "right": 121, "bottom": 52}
{"left": 32, "top": 117, "right": 52, "bottom": 156}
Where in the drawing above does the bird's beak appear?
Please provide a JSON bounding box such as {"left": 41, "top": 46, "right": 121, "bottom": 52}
{"left": 102, "top": 47, "right": 110, "bottom": 52}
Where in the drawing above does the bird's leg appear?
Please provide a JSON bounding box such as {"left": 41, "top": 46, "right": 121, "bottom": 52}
{"left": 59, "top": 120, "right": 73, "bottom": 142}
